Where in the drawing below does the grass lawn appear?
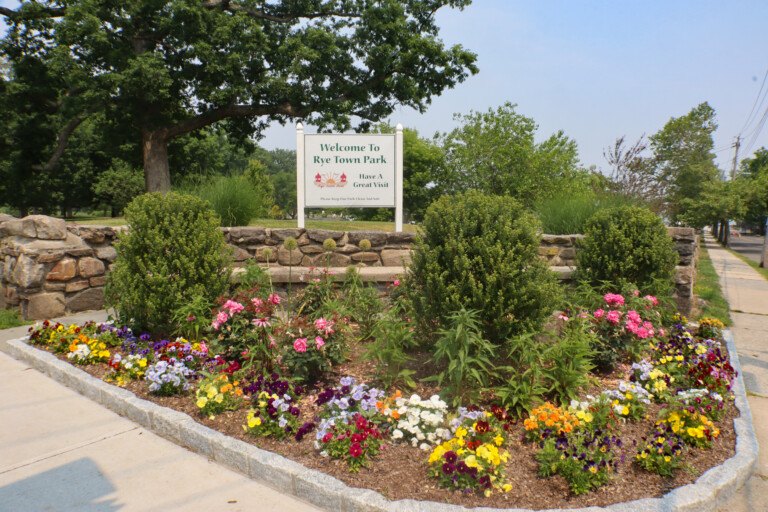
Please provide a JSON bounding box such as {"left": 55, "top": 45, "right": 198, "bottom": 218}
{"left": 65, "top": 215, "right": 420, "bottom": 232}
{"left": 694, "top": 244, "right": 732, "bottom": 326}
{"left": 0, "top": 308, "right": 32, "bottom": 330}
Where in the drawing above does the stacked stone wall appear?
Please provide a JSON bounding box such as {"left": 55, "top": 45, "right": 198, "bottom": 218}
{"left": 0, "top": 215, "right": 698, "bottom": 320}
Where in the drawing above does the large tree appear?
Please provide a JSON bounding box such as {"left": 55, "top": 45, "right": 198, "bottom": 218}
{"left": 1, "top": 0, "right": 477, "bottom": 193}
{"left": 439, "top": 102, "right": 585, "bottom": 208}
{"left": 648, "top": 102, "right": 720, "bottom": 220}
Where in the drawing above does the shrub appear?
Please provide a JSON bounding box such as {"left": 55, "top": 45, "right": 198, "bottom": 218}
{"left": 576, "top": 205, "right": 677, "bottom": 296}
{"left": 183, "top": 174, "right": 271, "bottom": 227}
{"left": 406, "top": 191, "right": 561, "bottom": 345}
{"left": 105, "top": 192, "right": 232, "bottom": 332}
{"left": 535, "top": 190, "right": 636, "bottom": 235}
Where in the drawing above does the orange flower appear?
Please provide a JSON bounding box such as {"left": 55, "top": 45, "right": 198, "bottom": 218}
{"left": 392, "top": 410, "right": 401, "bottom": 420}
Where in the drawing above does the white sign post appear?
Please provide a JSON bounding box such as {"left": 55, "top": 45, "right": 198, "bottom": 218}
{"left": 296, "top": 124, "right": 403, "bottom": 231}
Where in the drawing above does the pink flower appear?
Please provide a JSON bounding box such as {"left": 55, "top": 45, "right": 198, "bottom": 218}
{"left": 268, "top": 293, "right": 281, "bottom": 305}
{"left": 268, "top": 335, "right": 276, "bottom": 348}
{"left": 199, "top": 342, "right": 208, "bottom": 354}
{"left": 644, "top": 295, "right": 658, "bottom": 306}
{"left": 593, "top": 309, "right": 605, "bottom": 319}
{"left": 659, "top": 328, "right": 666, "bottom": 337}
{"left": 315, "top": 336, "right": 325, "bottom": 348}
{"left": 627, "top": 311, "right": 641, "bottom": 324}
{"left": 251, "top": 297, "right": 264, "bottom": 308}
{"left": 632, "top": 289, "right": 640, "bottom": 296}
{"left": 578, "top": 311, "right": 588, "bottom": 319}
{"left": 625, "top": 321, "right": 638, "bottom": 334}
{"left": 223, "top": 300, "right": 244, "bottom": 315}
{"left": 294, "top": 338, "right": 307, "bottom": 353}
{"left": 603, "top": 293, "right": 625, "bottom": 306}
{"left": 558, "top": 313, "right": 569, "bottom": 321}
{"left": 252, "top": 317, "right": 271, "bottom": 328}
{"left": 393, "top": 279, "right": 400, "bottom": 286}
{"left": 636, "top": 327, "right": 650, "bottom": 339}
{"left": 314, "top": 318, "right": 335, "bottom": 335}
{"left": 642, "top": 321, "right": 654, "bottom": 331}
{"left": 606, "top": 310, "right": 622, "bottom": 324}
{"left": 216, "top": 311, "right": 229, "bottom": 324}
{"left": 211, "top": 321, "right": 220, "bottom": 330}
{"left": 242, "top": 349, "right": 249, "bottom": 356}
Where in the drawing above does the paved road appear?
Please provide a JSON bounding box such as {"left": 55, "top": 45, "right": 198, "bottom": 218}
{"left": 727, "top": 234, "right": 765, "bottom": 265}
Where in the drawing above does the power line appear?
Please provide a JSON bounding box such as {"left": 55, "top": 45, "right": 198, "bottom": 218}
{"left": 741, "top": 66, "right": 768, "bottom": 133}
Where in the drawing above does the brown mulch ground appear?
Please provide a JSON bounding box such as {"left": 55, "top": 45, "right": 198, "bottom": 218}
{"left": 49, "top": 340, "right": 737, "bottom": 511}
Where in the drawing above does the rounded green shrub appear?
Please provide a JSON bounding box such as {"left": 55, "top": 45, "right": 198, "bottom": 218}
{"left": 406, "top": 191, "right": 561, "bottom": 346}
{"left": 576, "top": 205, "right": 677, "bottom": 296}
{"left": 105, "top": 192, "right": 232, "bottom": 331}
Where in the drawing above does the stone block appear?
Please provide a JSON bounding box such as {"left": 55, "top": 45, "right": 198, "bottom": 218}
{"left": 37, "top": 251, "right": 64, "bottom": 264}
{"left": 11, "top": 254, "right": 47, "bottom": 287}
{"left": 94, "top": 246, "right": 117, "bottom": 262}
{"left": 541, "top": 234, "right": 579, "bottom": 244}
{"left": 675, "top": 266, "right": 695, "bottom": 286}
{"left": 179, "top": 420, "right": 215, "bottom": 458}
{"left": 78, "top": 257, "right": 105, "bottom": 278}
{"left": 230, "top": 246, "right": 251, "bottom": 262}
{"left": 122, "top": 397, "right": 152, "bottom": 429}
{"left": 4, "top": 286, "right": 20, "bottom": 306}
{"left": 664, "top": 483, "right": 715, "bottom": 512}
{"left": 8, "top": 232, "right": 90, "bottom": 257}
{"left": 246, "top": 446, "right": 299, "bottom": 492}
{"left": 342, "top": 488, "right": 391, "bottom": 512}
{"left": 46, "top": 258, "right": 78, "bottom": 281}
{"left": 350, "top": 252, "right": 381, "bottom": 263}
{"left": 306, "top": 229, "right": 345, "bottom": 243}
{"left": 3, "top": 218, "right": 37, "bottom": 238}
{"left": 381, "top": 249, "right": 411, "bottom": 266}
{"left": 65, "top": 279, "right": 90, "bottom": 293}
{"left": 300, "top": 255, "right": 315, "bottom": 267}
{"left": 150, "top": 407, "right": 188, "bottom": 444}
{"left": 327, "top": 253, "right": 351, "bottom": 267}
{"left": 228, "top": 227, "right": 267, "bottom": 244}
{"left": 25, "top": 292, "right": 66, "bottom": 320}
{"left": 252, "top": 247, "right": 277, "bottom": 263}
{"left": 270, "top": 228, "right": 304, "bottom": 241}
{"left": 3, "top": 255, "right": 16, "bottom": 276}
{"left": 347, "top": 230, "right": 387, "bottom": 246}
{"left": 65, "top": 247, "right": 95, "bottom": 258}
{"left": 0, "top": 213, "right": 15, "bottom": 223}
{"left": 211, "top": 432, "right": 250, "bottom": 476}
{"left": 299, "top": 244, "right": 325, "bottom": 255}
{"left": 67, "top": 287, "right": 106, "bottom": 312}
{"left": 294, "top": 469, "right": 346, "bottom": 512}
{"left": 559, "top": 247, "right": 577, "bottom": 259}
{"left": 277, "top": 247, "right": 304, "bottom": 265}
{"left": 89, "top": 276, "right": 106, "bottom": 287}
{"left": 26, "top": 215, "right": 67, "bottom": 240}
{"left": 386, "top": 232, "right": 416, "bottom": 245}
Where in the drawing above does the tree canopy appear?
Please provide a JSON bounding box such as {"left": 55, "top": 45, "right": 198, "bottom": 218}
{"left": 439, "top": 102, "right": 586, "bottom": 208}
{"left": 1, "top": 0, "right": 478, "bottom": 193}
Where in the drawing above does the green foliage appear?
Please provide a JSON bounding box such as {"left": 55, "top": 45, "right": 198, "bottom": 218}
{"left": 694, "top": 245, "right": 733, "bottom": 326}
{"left": 237, "top": 259, "right": 274, "bottom": 294}
{"left": 425, "top": 308, "right": 496, "bottom": 407}
{"left": 407, "top": 191, "right": 561, "bottom": 345}
{"left": 535, "top": 190, "right": 637, "bottom": 235}
{"left": 540, "top": 321, "right": 596, "bottom": 407}
{"left": 577, "top": 205, "right": 677, "bottom": 296}
{"left": 440, "top": 102, "right": 587, "bottom": 208}
{"left": 92, "top": 159, "right": 146, "bottom": 216}
{"left": 341, "top": 267, "right": 384, "bottom": 340}
{"left": 170, "top": 295, "right": 214, "bottom": 341}
{"left": 490, "top": 333, "right": 548, "bottom": 418}
{"left": 364, "top": 297, "right": 417, "bottom": 390}
{"left": 182, "top": 174, "right": 272, "bottom": 227}
{"left": 105, "top": 192, "right": 232, "bottom": 331}
{"left": 0, "top": 308, "right": 29, "bottom": 329}
{"left": 649, "top": 102, "right": 720, "bottom": 221}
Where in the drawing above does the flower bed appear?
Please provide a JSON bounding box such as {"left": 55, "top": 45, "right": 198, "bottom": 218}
{"left": 21, "top": 285, "right": 741, "bottom": 510}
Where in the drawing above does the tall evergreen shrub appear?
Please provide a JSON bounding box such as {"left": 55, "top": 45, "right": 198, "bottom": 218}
{"left": 406, "top": 191, "right": 561, "bottom": 346}
{"left": 576, "top": 205, "right": 677, "bottom": 296}
{"left": 105, "top": 192, "right": 232, "bottom": 331}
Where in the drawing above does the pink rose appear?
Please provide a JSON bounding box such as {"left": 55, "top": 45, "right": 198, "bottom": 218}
{"left": 294, "top": 338, "right": 307, "bottom": 353}
{"left": 606, "top": 310, "right": 622, "bottom": 324}
{"left": 636, "top": 327, "right": 650, "bottom": 339}
{"left": 269, "top": 293, "right": 281, "bottom": 305}
{"left": 627, "top": 311, "right": 641, "bottom": 324}
{"left": 603, "top": 293, "right": 625, "bottom": 306}
{"left": 315, "top": 336, "right": 325, "bottom": 348}
{"left": 644, "top": 295, "right": 658, "bottom": 306}
{"left": 223, "top": 300, "right": 244, "bottom": 315}
{"left": 251, "top": 297, "right": 264, "bottom": 308}
{"left": 393, "top": 279, "right": 400, "bottom": 286}
{"left": 593, "top": 309, "right": 605, "bottom": 319}
{"left": 216, "top": 311, "right": 229, "bottom": 324}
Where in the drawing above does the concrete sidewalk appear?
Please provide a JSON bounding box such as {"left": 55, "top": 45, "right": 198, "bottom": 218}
{"left": 705, "top": 233, "right": 768, "bottom": 512}
{"left": 0, "top": 311, "right": 320, "bottom": 512}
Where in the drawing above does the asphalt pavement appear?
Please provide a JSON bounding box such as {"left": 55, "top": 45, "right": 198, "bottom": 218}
{"left": 727, "top": 234, "right": 766, "bottom": 265}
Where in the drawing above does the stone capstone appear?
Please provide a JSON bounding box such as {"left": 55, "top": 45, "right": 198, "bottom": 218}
{"left": 46, "top": 258, "right": 78, "bottom": 281}
{"left": 270, "top": 228, "right": 305, "bottom": 241}
{"left": 5, "top": 232, "right": 89, "bottom": 256}
{"left": 228, "top": 227, "right": 267, "bottom": 244}
{"left": 67, "top": 287, "right": 106, "bottom": 312}
{"left": 350, "top": 252, "right": 381, "bottom": 264}
{"left": 78, "top": 257, "right": 106, "bottom": 278}
{"left": 26, "top": 292, "right": 66, "bottom": 320}
{"left": 386, "top": 232, "right": 417, "bottom": 245}
{"left": 299, "top": 245, "right": 325, "bottom": 255}
{"left": 1, "top": 218, "right": 37, "bottom": 238}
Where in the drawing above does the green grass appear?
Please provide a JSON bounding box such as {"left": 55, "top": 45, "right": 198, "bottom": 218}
{"left": 0, "top": 309, "right": 31, "bottom": 330}
{"left": 725, "top": 247, "right": 768, "bottom": 281}
{"left": 694, "top": 244, "right": 733, "bottom": 326}
{"left": 64, "top": 215, "right": 128, "bottom": 226}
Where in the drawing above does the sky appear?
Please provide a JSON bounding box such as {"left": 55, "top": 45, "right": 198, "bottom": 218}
{"left": 2, "top": 0, "right": 767, "bottom": 174}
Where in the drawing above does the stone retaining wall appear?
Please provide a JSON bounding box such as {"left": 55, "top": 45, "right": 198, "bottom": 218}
{"left": 0, "top": 214, "right": 699, "bottom": 320}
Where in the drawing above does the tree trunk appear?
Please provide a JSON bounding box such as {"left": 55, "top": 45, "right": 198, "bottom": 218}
{"left": 142, "top": 131, "right": 172, "bottom": 193}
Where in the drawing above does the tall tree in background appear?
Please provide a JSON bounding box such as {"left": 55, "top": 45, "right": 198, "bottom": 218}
{"left": 440, "top": 102, "right": 585, "bottom": 208}
{"left": 1, "top": 0, "right": 477, "bottom": 193}
{"left": 648, "top": 102, "right": 720, "bottom": 220}
{"left": 736, "top": 147, "right": 768, "bottom": 233}
{"left": 603, "top": 134, "right": 662, "bottom": 210}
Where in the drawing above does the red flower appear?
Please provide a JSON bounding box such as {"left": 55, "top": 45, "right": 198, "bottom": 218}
{"left": 349, "top": 442, "right": 363, "bottom": 458}
{"left": 322, "top": 432, "right": 333, "bottom": 443}
{"left": 475, "top": 420, "right": 489, "bottom": 434}
{"left": 351, "top": 433, "right": 363, "bottom": 443}
{"left": 355, "top": 415, "right": 367, "bottom": 430}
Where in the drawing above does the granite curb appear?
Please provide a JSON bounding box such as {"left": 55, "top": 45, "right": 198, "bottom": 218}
{"left": 0, "top": 329, "right": 757, "bottom": 512}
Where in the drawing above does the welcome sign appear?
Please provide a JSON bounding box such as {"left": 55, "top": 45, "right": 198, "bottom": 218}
{"left": 304, "top": 133, "right": 396, "bottom": 207}
{"left": 296, "top": 123, "right": 404, "bottom": 231}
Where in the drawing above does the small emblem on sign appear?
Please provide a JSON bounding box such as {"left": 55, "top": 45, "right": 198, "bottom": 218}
{"left": 314, "top": 172, "right": 348, "bottom": 188}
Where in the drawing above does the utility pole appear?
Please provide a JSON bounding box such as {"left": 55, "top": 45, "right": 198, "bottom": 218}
{"left": 730, "top": 135, "right": 741, "bottom": 180}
